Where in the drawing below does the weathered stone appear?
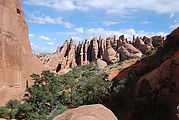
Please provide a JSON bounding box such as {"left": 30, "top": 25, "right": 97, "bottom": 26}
{"left": 40, "top": 33, "right": 165, "bottom": 74}
{"left": 0, "top": 0, "right": 45, "bottom": 105}
{"left": 91, "top": 37, "right": 99, "bottom": 62}
{"left": 104, "top": 38, "right": 118, "bottom": 64}
{"left": 133, "top": 36, "right": 154, "bottom": 52}
{"left": 53, "top": 104, "right": 118, "bottom": 120}
{"left": 152, "top": 36, "right": 164, "bottom": 48}
{"left": 83, "top": 40, "right": 89, "bottom": 64}
{"left": 96, "top": 59, "right": 107, "bottom": 69}
{"left": 117, "top": 43, "right": 142, "bottom": 61}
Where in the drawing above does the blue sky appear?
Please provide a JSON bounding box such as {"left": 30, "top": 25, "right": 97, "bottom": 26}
{"left": 21, "top": 0, "right": 179, "bottom": 53}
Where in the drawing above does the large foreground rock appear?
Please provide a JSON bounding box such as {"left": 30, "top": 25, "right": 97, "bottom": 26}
{"left": 53, "top": 104, "right": 118, "bottom": 120}
{"left": 0, "top": 0, "right": 44, "bottom": 105}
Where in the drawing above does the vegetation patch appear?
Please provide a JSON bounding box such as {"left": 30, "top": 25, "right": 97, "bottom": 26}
{"left": 0, "top": 63, "right": 111, "bottom": 120}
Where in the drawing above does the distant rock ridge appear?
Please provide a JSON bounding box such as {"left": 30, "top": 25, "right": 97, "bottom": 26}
{"left": 39, "top": 34, "right": 164, "bottom": 74}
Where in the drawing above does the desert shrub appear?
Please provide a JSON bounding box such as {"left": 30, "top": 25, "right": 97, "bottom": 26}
{"left": 144, "top": 49, "right": 156, "bottom": 56}
{"left": 0, "top": 100, "right": 21, "bottom": 119}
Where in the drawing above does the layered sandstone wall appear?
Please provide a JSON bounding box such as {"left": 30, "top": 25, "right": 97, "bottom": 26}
{"left": 0, "top": 0, "right": 45, "bottom": 105}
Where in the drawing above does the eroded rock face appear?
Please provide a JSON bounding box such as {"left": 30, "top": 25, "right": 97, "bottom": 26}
{"left": 133, "top": 36, "right": 154, "bottom": 52}
{"left": 136, "top": 50, "right": 179, "bottom": 120}
{"left": 40, "top": 34, "right": 165, "bottom": 73}
{"left": 53, "top": 104, "right": 118, "bottom": 120}
{"left": 103, "top": 38, "right": 118, "bottom": 64}
{"left": 0, "top": 0, "right": 44, "bottom": 105}
{"left": 136, "top": 28, "right": 179, "bottom": 120}
{"left": 40, "top": 39, "right": 77, "bottom": 74}
{"left": 152, "top": 36, "right": 164, "bottom": 48}
{"left": 117, "top": 43, "right": 142, "bottom": 61}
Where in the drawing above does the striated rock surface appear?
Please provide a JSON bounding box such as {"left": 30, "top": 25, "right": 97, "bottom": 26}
{"left": 53, "top": 104, "right": 118, "bottom": 120}
{"left": 0, "top": 0, "right": 45, "bottom": 105}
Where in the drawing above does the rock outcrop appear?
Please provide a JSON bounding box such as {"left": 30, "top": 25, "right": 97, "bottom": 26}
{"left": 40, "top": 34, "right": 165, "bottom": 74}
{"left": 0, "top": 0, "right": 44, "bottom": 105}
{"left": 136, "top": 27, "right": 179, "bottom": 120}
{"left": 117, "top": 42, "right": 142, "bottom": 61}
{"left": 96, "top": 59, "right": 107, "bottom": 69}
{"left": 152, "top": 36, "right": 164, "bottom": 48}
{"left": 133, "top": 36, "right": 158, "bottom": 52}
{"left": 53, "top": 104, "right": 118, "bottom": 120}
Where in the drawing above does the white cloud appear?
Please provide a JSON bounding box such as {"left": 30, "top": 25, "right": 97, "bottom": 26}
{"left": 169, "top": 21, "right": 179, "bottom": 29}
{"left": 30, "top": 28, "right": 169, "bottom": 53}
{"left": 71, "top": 36, "right": 82, "bottom": 43}
{"left": 29, "top": 34, "right": 35, "bottom": 38}
{"left": 39, "top": 35, "right": 56, "bottom": 41}
{"left": 75, "top": 27, "right": 84, "bottom": 33}
{"left": 69, "top": 28, "right": 168, "bottom": 42}
{"left": 140, "top": 21, "right": 152, "bottom": 24}
{"left": 169, "top": 13, "right": 175, "bottom": 18}
{"left": 39, "top": 35, "right": 51, "bottom": 40}
{"left": 31, "top": 43, "right": 55, "bottom": 53}
{"left": 47, "top": 42, "right": 55, "bottom": 46}
{"left": 28, "top": 13, "right": 74, "bottom": 28}
{"left": 102, "top": 21, "right": 120, "bottom": 26}
{"left": 24, "top": 0, "right": 179, "bottom": 14}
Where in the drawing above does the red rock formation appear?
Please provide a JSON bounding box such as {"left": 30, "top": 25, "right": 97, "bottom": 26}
{"left": 152, "top": 36, "right": 164, "bottom": 48}
{"left": 135, "top": 28, "right": 179, "bottom": 120}
{"left": 0, "top": 0, "right": 45, "bottom": 105}
{"left": 41, "top": 39, "right": 77, "bottom": 74}
{"left": 40, "top": 34, "right": 165, "bottom": 74}
{"left": 96, "top": 59, "right": 107, "bottom": 69}
{"left": 103, "top": 37, "right": 118, "bottom": 64}
{"left": 117, "top": 43, "right": 142, "bottom": 61}
{"left": 136, "top": 50, "right": 179, "bottom": 120}
{"left": 91, "top": 37, "right": 99, "bottom": 62}
{"left": 53, "top": 104, "right": 117, "bottom": 120}
{"left": 133, "top": 36, "right": 155, "bottom": 52}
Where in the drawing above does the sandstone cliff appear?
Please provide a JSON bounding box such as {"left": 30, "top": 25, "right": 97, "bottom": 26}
{"left": 135, "top": 27, "right": 179, "bottom": 120}
{"left": 0, "top": 0, "right": 44, "bottom": 105}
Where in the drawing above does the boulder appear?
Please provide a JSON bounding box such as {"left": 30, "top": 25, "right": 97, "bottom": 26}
{"left": 53, "top": 104, "right": 118, "bottom": 120}
{"left": 117, "top": 43, "right": 142, "bottom": 61}
{"left": 96, "top": 59, "right": 107, "bottom": 69}
{"left": 104, "top": 47, "right": 118, "bottom": 64}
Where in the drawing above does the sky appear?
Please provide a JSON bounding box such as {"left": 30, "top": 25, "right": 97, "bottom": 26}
{"left": 21, "top": 0, "right": 179, "bottom": 53}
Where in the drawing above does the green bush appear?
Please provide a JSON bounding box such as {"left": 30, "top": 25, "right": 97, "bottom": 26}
{"left": 144, "top": 49, "right": 156, "bottom": 56}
